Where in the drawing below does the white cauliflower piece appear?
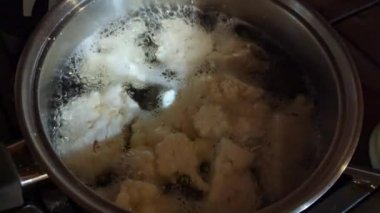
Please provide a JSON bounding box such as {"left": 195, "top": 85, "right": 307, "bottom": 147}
{"left": 159, "top": 99, "right": 199, "bottom": 139}
{"left": 61, "top": 134, "right": 124, "bottom": 184}
{"left": 115, "top": 179, "right": 179, "bottom": 213}
{"left": 206, "top": 74, "right": 264, "bottom": 104}
{"left": 193, "top": 104, "right": 229, "bottom": 139}
{"left": 155, "top": 133, "right": 196, "bottom": 177}
{"left": 210, "top": 30, "right": 269, "bottom": 80}
{"left": 115, "top": 180, "right": 160, "bottom": 213}
{"left": 214, "top": 138, "right": 254, "bottom": 172}
{"left": 130, "top": 119, "right": 173, "bottom": 148}
{"left": 155, "top": 18, "right": 213, "bottom": 78}
{"left": 124, "top": 147, "right": 157, "bottom": 181}
{"left": 79, "top": 20, "right": 157, "bottom": 86}
{"left": 58, "top": 84, "right": 140, "bottom": 154}
{"left": 206, "top": 138, "right": 260, "bottom": 212}
{"left": 212, "top": 28, "right": 250, "bottom": 55}
{"left": 206, "top": 172, "right": 260, "bottom": 213}
{"left": 230, "top": 102, "right": 272, "bottom": 143}
{"left": 194, "top": 138, "right": 216, "bottom": 163}
{"left": 155, "top": 133, "right": 209, "bottom": 191}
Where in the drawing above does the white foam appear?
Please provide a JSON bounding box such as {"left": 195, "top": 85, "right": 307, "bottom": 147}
{"left": 78, "top": 20, "right": 151, "bottom": 86}
{"left": 56, "top": 3, "right": 266, "bottom": 155}
{"left": 154, "top": 18, "right": 213, "bottom": 78}
{"left": 57, "top": 84, "right": 140, "bottom": 155}
{"left": 71, "top": 6, "right": 255, "bottom": 91}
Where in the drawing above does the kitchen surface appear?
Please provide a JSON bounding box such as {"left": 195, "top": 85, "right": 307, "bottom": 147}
{"left": 1, "top": 0, "right": 380, "bottom": 212}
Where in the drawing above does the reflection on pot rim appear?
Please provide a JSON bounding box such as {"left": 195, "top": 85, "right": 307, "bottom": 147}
{"left": 15, "top": 0, "right": 363, "bottom": 212}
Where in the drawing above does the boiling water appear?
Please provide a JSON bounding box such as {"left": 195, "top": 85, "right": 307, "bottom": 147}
{"left": 50, "top": 5, "right": 271, "bottom": 153}
{"left": 49, "top": 4, "right": 317, "bottom": 213}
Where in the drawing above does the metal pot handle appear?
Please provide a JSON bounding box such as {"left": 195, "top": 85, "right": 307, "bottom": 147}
{"left": 308, "top": 166, "right": 380, "bottom": 212}
{"left": 0, "top": 141, "right": 48, "bottom": 211}
{"left": 345, "top": 165, "right": 380, "bottom": 186}
{"left": 0, "top": 144, "right": 23, "bottom": 211}
{"left": 6, "top": 140, "right": 49, "bottom": 187}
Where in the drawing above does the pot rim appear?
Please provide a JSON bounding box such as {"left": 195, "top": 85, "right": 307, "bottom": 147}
{"left": 15, "top": 0, "right": 363, "bottom": 212}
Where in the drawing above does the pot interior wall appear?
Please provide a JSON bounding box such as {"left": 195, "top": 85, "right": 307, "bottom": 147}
{"left": 35, "top": 0, "right": 342, "bottom": 210}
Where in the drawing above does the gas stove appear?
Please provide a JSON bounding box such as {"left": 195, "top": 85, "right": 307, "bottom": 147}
{"left": 1, "top": 0, "right": 380, "bottom": 212}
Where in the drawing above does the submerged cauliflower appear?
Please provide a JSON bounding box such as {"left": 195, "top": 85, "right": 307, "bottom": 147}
{"left": 155, "top": 133, "right": 209, "bottom": 191}
{"left": 78, "top": 20, "right": 155, "bottom": 87}
{"left": 193, "top": 104, "right": 230, "bottom": 139}
{"left": 124, "top": 147, "right": 157, "bottom": 182}
{"left": 155, "top": 18, "right": 213, "bottom": 78}
{"left": 61, "top": 134, "right": 125, "bottom": 184}
{"left": 207, "top": 138, "right": 259, "bottom": 213}
{"left": 57, "top": 7, "right": 316, "bottom": 213}
{"left": 114, "top": 73, "right": 271, "bottom": 212}
{"left": 115, "top": 180, "right": 160, "bottom": 213}
{"left": 58, "top": 84, "right": 140, "bottom": 154}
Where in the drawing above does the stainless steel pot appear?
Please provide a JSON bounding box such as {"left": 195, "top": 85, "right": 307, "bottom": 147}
{"left": 16, "top": 0, "right": 363, "bottom": 212}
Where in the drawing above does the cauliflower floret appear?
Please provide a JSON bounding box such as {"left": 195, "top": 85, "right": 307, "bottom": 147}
{"left": 130, "top": 119, "right": 173, "bottom": 148}
{"left": 230, "top": 102, "right": 272, "bottom": 143}
{"left": 220, "top": 75, "right": 264, "bottom": 101}
{"left": 79, "top": 20, "right": 157, "bottom": 87}
{"left": 206, "top": 138, "right": 260, "bottom": 212}
{"left": 155, "top": 133, "right": 209, "bottom": 191}
{"left": 58, "top": 84, "right": 140, "bottom": 154}
{"left": 214, "top": 138, "right": 254, "bottom": 172}
{"left": 205, "top": 74, "right": 264, "bottom": 105}
{"left": 194, "top": 138, "right": 216, "bottom": 163}
{"left": 61, "top": 134, "right": 124, "bottom": 184}
{"left": 115, "top": 179, "right": 179, "bottom": 213}
{"left": 210, "top": 28, "right": 269, "bottom": 80}
{"left": 59, "top": 11, "right": 317, "bottom": 212}
{"left": 116, "top": 180, "right": 160, "bottom": 213}
{"left": 206, "top": 172, "right": 260, "bottom": 213}
{"left": 155, "top": 18, "right": 213, "bottom": 78}
{"left": 158, "top": 85, "right": 204, "bottom": 139}
{"left": 212, "top": 29, "right": 249, "bottom": 55}
{"left": 159, "top": 103, "right": 199, "bottom": 139}
{"left": 193, "top": 104, "right": 230, "bottom": 139}
{"left": 124, "top": 147, "right": 157, "bottom": 182}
